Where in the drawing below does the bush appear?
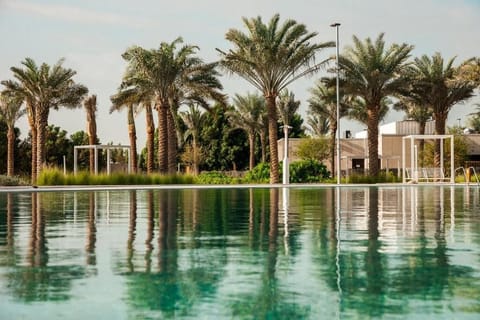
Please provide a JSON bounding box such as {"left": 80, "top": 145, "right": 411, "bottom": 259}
{"left": 195, "top": 171, "right": 237, "bottom": 184}
{"left": 0, "top": 175, "right": 29, "bottom": 186}
{"left": 346, "top": 171, "right": 400, "bottom": 184}
{"left": 242, "top": 162, "right": 270, "bottom": 183}
{"left": 289, "top": 159, "right": 330, "bottom": 183}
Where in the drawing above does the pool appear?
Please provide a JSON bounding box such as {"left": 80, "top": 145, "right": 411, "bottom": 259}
{"left": 0, "top": 186, "right": 479, "bottom": 319}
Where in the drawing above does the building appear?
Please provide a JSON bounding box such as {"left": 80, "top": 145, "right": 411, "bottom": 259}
{"left": 278, "top": 120, "right": 480, "bottom": 177}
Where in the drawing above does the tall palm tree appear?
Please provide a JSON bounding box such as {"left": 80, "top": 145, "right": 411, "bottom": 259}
{"left": 408, "top": 53, "right": 476, "bottom": 168}
{"left": 2, "top": 58, "right": 88, "bottom": 180}
{"left": 110, "top": 88, "right": 139, "bottom": 173}
{"left": 83, "top": 95, "right": 98, "bottom": 173}
{"left": 308, "top": 78, "right": 349, "bottom": 175}
{"left": 228, "top": 92, "right": 264, "bottom": 170}
{"left": 0, "top": 91, "right": 25, "bottom": 176}
{"left": 122, "top": 38, "right": 224, "bottom": 174}
{"left": 339, "top": 33, "right": 413, "bottom": 177}
{"left": 218, "top": 14, "right": 333, "bottom": 183}
{"left": 180, "top": 104, "right": 206, "bottom": 175}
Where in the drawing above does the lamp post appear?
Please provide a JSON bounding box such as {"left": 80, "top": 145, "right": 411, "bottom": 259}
{"left": 457, "top": 118, "right": 461, "bottom": 128}
{"left": 282, "top": 125, "right": 292, "bottom": 184}
{"left": 331, "top": 22, "right": 341, "bottom": 185}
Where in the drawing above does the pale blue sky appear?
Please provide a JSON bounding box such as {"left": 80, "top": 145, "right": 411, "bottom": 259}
{"left": 1, "top": 0, "right": 479, "bottom": 147}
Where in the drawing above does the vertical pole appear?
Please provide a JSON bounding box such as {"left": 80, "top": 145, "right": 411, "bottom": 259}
{"left": 74, "top": 147, "right": 78, "bottom": 175}
{"left": 402, "top": 137, "right": 405, "bottom": 183}
{"left": 450, "top": 136, "right": 454, "bottom": 183}
{"left": 335, "top": 24, "right": 341, "bottom": 185}
{"left": 107, "top": 149, "right": 111, "bottom": 175}
{"left": 94, "top": 146, "right": 98, "bottom": 175}
{"left": 282, "top": 126, "right": 291, "bottom": 184}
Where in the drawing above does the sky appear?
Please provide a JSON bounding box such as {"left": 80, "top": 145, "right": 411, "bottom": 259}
{"left": 0, "top": 0, "right": 479, "bottom": 148}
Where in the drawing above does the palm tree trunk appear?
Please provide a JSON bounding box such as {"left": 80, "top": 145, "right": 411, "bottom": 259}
{"left": 434, "top": 113, "right": 447, "bottom": 169}
{"left": 145, "top": 104, "right": 155, "bottom": 174}
{"left": 156, "top": 99, "right": 168, "bottom": 173}
{"left": 248, "top": 132, "right": 255, "bottom": 170}
{"left": 167, "top": 108, "right": 177, "bottom": 174}
{"left": 27, "top": 102, "right": 37, "bottom": 184}
{"left": 266, "top": 95, "right": 279, "bottom": 184}
{"left": 35, "top": 106, "right": 49, "bottom": 179}
{"left": 127, "top": 104, "right": 138, "bottom": 173}
{"left": 419, "top": 121, "right": 426, "bottom": 167}
{"left": 367, "top": 107, "right": 380, "bottom": 177}
{"left": 260, "top": 129, "right": 267, "bottom": 163}
{"left": 7, "top": 125, "right": 15, "bottom": 177}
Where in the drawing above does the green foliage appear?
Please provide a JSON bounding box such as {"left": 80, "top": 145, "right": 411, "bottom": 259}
{"left": 0, "top": 174, "right": 29, "bottom": 186}
{"left": 345, "top": 171, "right": 400, "bottom": 184}
{"left": 195, "top": 171, "right": 240, "bottom": 184}
{"left": 289, "top": 159, "right": 330, "bottom": 183}
{"left": 296, "top": 137, "right": 330, "bottom": 162}
{"left": 243, "top": 162, "right": 271, "bottom": 183}
{"left": 421, "top": 132, "right": 468, "bottom": 169}
{"left": 37, "top": 167, "right": 195, "bottom": 185}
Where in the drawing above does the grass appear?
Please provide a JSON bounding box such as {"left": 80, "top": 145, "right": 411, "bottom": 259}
{"left": 37, "top": 168, "right": 195, "bottom": 186}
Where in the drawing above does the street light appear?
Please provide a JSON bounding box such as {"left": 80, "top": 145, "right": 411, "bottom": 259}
{"left": 457, "top": 118, "right": 461, "bottom": 127}
{"left": 331, "top": 22, "right": 341, "bottom": 185}
{"left": 282, "top": 125, "right": 292, "bottom": 184}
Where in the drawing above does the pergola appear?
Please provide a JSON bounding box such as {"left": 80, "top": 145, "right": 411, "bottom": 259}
{"left": 74, "top": 145, "right": 131, "bottom": 175}
{"left": 402, "top": 135, "right": 454, "bottom": 183}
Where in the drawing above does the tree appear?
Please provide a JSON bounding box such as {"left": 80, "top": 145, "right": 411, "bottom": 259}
{"left": 218, "top": 14, "right": 333, "bottom": 183}
{"left": 407, "top": 53, "right": 476, "bottom": 168}
{"left": 180, "top": 104, "right": 206, "bottom": 175}
{"left": 339, "top": 33, "right": 413, "bottom": 177}
{"left": 2, "top": 58, "right": 88, "bottom": 182}
{"left": 121, "top": 38, "right": 224, "bottom": 174}
{"left": 110, "top": 89, "right": 139, "bottom": 173}
{"left": 277, "top": 89, "right": 300, "bottom": 129}
{"left": 83, "top": 95, "right": 98, "bottom": 173}
{"left": 228, "top": 92, "right": 264, "bottom": 170}
{"left": 0, "top": 91, "right": 25, "bottom": 176}
{"left": 307, "top": 78, "right": 349, "bottom": 175}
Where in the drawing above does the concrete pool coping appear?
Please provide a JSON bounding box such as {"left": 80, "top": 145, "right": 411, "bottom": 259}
{"left": 0, "top": 182, "right": 478, "bottom": 193}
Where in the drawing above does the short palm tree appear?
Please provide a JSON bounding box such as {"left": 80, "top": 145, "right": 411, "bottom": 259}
{"left": 84, "top": 95, "right": 98, "bottom": 173}
{"left": 228, "top": 92, "right": 264, "bottom": 170}
{"left": 408, "top": 53, "right": 476, "bottom": 167}
{"left": 0, "top": 91, "right": 25, "bottom": 176}
{"left": 306, "top": 114, "right": 329, "bottom": 137}
{"left": 110, "top": 88, "right": 140, "bottom": 173}
{"left": 339, "top": 33, "right": 413, "bottom": 177}
{"left": 2, "top": 58, "right": 88, "bottom": 181}
{"left": 277, "top": 89, "right": 300, "bottom": 129}
{"left": 180, "top": 104, "right": 206, "bottom": 175}
{"left": 308, "top": 78, "right": 349, "bottom": 175}
{"left": 218, "top": 14, "right": 333, "bottom": 183}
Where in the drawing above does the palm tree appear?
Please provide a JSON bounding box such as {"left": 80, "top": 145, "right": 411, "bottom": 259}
{"left": 83, "top": 95, "right": 98, "bottom": 173}
{"left": 339, "top": 33, "right": 413, "bottom": 177}
{"left": 2, "top": 58, "right": 88, "bottom": 181}
{"left": 122, "top": 38, "right": 224, "bottom": 174}
{"left": 228, "top": 92, "right": 264, "bottom": 170}
{"left": 408, "top": 53, "right": 476, "bottom": 167}
{"left": 180, "top": 104, "right": 206, "bottom": 175}
{"left": 218, "top": 14, "right": 333, "bottom": 183}
{"left": 0, "top": 91, "right": 25, "bottom": 176}
{"left": 308, "top": 78, "right": 349, "bottom": 175}
{"left": 110, "top": 88, "right": 139, "bottom": 173}
{"left": 306, "top": 113, "right": 329, "bottom": 136}
{"left": 277, "top": 89, "right": 300, "bottom": 129}
{"left": 393, "top": 99, "right": 432, "bottom": 166}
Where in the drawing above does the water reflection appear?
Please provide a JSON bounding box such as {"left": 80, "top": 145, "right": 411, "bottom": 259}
{"left": 0, "top": 186, "right": 479, "bottom": 318}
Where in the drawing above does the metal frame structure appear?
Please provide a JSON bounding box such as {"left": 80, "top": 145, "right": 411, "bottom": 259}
{"left": 74, "top": 145, "right": 131, "bottom": 175}
{"left": 402, "top": 135, "right": 454, "bottom": 183}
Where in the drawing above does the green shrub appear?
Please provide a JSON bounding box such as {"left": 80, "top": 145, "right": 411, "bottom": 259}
{"left": 195, "top": 171, "right": 235, "bottom": 184}
{"left": 242, "top": 162, "right": 270, "bottom": 183}
{"left": 346, "top": 171, "right": 400, "bottom": 184}
{"left": 0, "top": 175, "right": 29, "bottom": 186}
{"left": 289, "top": 159, "right": 330, "bottom": 183}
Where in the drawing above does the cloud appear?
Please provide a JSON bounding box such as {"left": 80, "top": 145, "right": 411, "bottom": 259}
{"left": 2, "top": 0, "right": 154, "bottom": 28}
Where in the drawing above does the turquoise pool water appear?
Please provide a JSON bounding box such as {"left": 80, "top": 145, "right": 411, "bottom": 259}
{"left": 0, "top": 186, "right": 479, "bottom": 319}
